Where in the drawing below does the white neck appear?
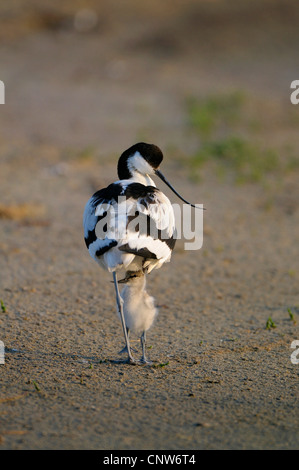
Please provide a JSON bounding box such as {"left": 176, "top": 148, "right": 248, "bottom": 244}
{"left": 130, "top": 172, "right": 156, "bottom": 186}
{"left": 127, "top": 152, "right": 156, "bottom": 186}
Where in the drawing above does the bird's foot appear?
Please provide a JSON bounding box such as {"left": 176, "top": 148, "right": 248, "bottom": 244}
{"left": 128, "top": 358, "right": 137, "bottom": 365}
{"left": 123, "top": 353, "right": 152, "bottom": 365}
{"left": 118, "top": 345, "right": 140, "bottom": 365}
{"left": 140, "top": 356, "right": 153, "bottom": 365}
{"left": 118, "top": 345, "right": 138, "bottom": 355}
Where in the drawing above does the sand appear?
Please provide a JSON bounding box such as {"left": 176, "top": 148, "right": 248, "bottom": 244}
{"left": 0, "top": 0, "right": 298, "bottom": 450}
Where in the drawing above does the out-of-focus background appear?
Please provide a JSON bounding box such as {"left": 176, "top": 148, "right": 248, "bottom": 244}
{"left": 0, "top": 0, "right": 298, "bottom": 450}
{"left": 1, "top": 0, "right": 299, "bottom": 153}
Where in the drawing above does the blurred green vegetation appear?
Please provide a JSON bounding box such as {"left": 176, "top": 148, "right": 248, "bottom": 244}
{"left": 190, "top": 135, "right": 280, "bottom": 184}
{"left": 185, "top": 91, "right": 298, "bottom": 184}
{"left": 186, "top": 91, "right": 246, "bottom": 140}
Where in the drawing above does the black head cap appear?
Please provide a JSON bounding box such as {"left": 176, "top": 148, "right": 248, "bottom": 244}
{"left": 117, "top": 142, "right": 163, "bottom": 180}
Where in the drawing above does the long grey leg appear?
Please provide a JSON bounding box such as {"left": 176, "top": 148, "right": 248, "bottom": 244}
{"left": 119, "top": 328, "right": 139, "bottom": 354}
{"left": 140, "top": 331, "right": 152, "bottom": 364}
{"left": 113, "top": 272, "right": 136, "bottom": 364}
{"left": 118, "top": 327, "right": 129, "bottom": 354}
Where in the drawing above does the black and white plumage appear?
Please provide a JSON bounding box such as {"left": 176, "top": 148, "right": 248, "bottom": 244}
{"left": 83, "top": 142, "right": 196, "bottom": 364}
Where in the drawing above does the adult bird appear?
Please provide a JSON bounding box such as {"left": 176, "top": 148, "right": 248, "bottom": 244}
{"left": 83, "top": 142, "right": 198, "bottom": 364}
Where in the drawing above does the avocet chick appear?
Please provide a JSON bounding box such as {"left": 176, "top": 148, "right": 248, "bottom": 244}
{"left": 119, "top": 271, "right": 158, "bottom": 364}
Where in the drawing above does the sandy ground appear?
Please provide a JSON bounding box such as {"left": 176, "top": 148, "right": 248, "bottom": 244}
{"left": 0, "top": 0, "right": 298, "bottom": 450}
